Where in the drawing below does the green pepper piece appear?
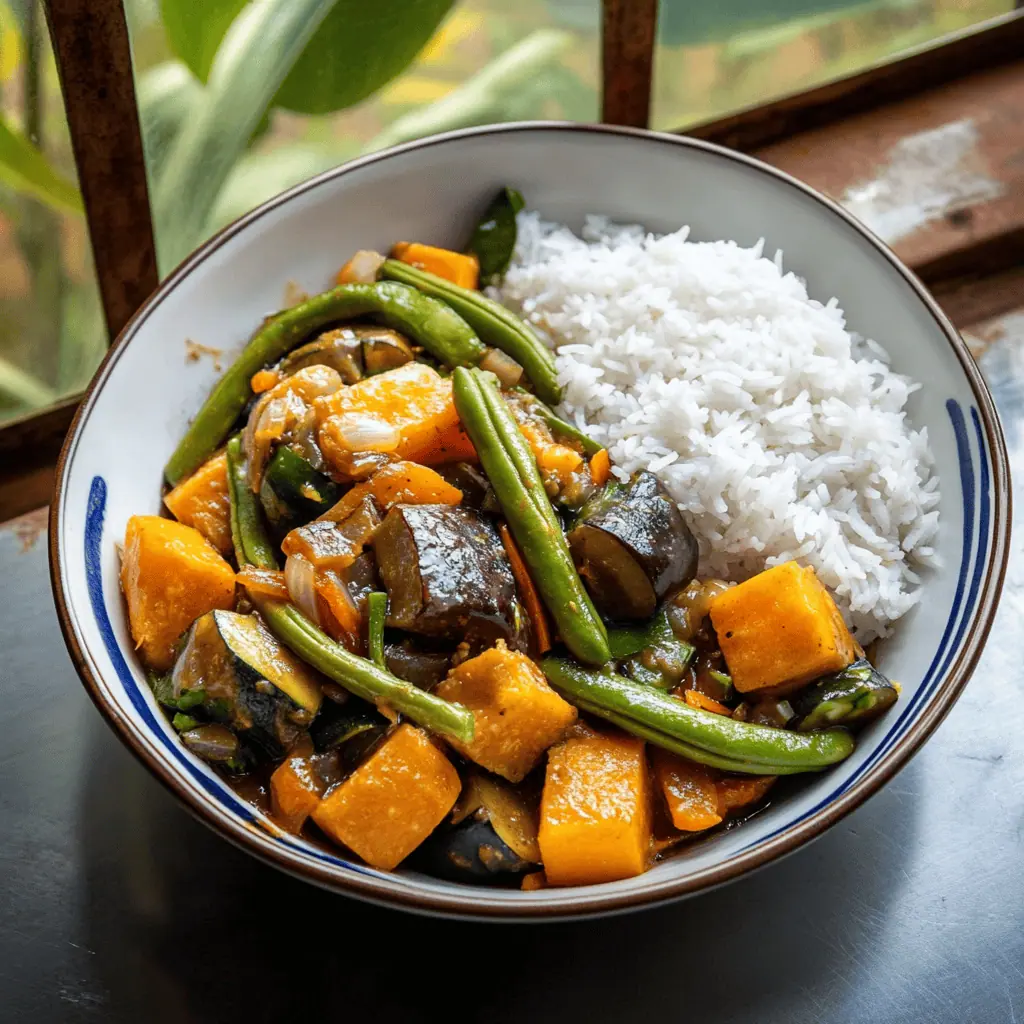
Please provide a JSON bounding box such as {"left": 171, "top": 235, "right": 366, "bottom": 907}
{"left": 468, "top": 186, "right": 525, "bottom": 284}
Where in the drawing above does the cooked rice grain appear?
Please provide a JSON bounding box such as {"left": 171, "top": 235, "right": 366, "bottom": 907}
{"left": 498, "top": 214, "right": 940, "bottom": 641}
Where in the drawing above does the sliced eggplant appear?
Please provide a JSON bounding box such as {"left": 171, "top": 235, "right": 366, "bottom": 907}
{"left": 172, "top": 610, "right": 323, "bottom": 758}
{"left": 310, "top": 698, "right": 389, "bottom": 771}
{"left": 372, "top": 505, "right": 520, "bottom": 646}
{"left": 569, "top": 472, "right": 698, "bottom": 621}
{"left": 791, "top": 658, "right": 898, "bottom": 731}
{"left": 259, "top": 445, "right": 341, "bottom": 535}
{"left": 282, "top": 494, "right": 382, "bottom": 571}
{"left": 383, "top": 638, "right": 453, "bottom": 689}
{"left": 436, "top": 462, "right": 497, "bottom": 512}
{"left": 277, "top": 325, "right": 414, "bottom": 383}
{"left": 417, "top": 773, "right": 540, "bottom": 883}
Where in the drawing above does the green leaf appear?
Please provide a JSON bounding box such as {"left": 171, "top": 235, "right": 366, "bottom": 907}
{"left": 0, "top": 115, "right": 82, "bottom": 214}
{"left": 272, "top": 0, "right": 455, "bottom": 116}
{"left": 151, "top": 0, "right": 343, "bottom": 274}
{"left": 160, "top": 0, "right": 246, "bottom": 83}
{"left": 0, "top": 353, "right": 57, "bottom": 409}
{"left": 160, "top": 0, "right": 454, "bottom": 116}
{"left": 136, "top": 60, "right": 204, "bottom": 174}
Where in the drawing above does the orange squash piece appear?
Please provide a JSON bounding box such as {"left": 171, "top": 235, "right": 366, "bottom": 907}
{"left": 312, "top": 724, "right": 460, "bottom": 870}
{"left": 316, "top": 460, "right": 463, "bottom": 524}
{"left": 717, "top": 775, "right": 776, "bottom": 815}
{"left": 651, "top": 749, "right": 723, "bottom": 832}
{"left": 538, "top": 731, "right": 652, "bottom": 887}
{"left": 521, "top": 871, "right": 548, "bottom": 891}
{"left": 163, "top": 452, "right": 233, "bottom": 555}
{"left": 392, "top": 242, "right": 480, "bottom": 290}
{"left": 435, "top": 644, "right": 577, "bottom": 783}
{"left": 708, "top": 561, "right": 856, "bottom": 693}
{"left": 405, "top": 420, "right": 478, "bottom": 465}
{"left": 517, "top": 419, "right": 583, "bottom": 477}
{"left": 270, "top": 740, "right": 322, "bottom": 833}
{"left": 316, "top": 362, "right": 462, "bottom": 471}
{"left": 589, "top": 448, "right": 611, "bottom": 486}
{"left": 119, "top": 515, "right": 236, "bottom": 672}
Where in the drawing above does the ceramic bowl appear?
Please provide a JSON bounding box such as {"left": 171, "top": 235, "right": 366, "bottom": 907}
{"left": 50, "top": 123, "right": 1011, "bottom": 920}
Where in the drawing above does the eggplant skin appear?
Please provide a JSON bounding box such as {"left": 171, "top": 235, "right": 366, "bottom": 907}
{"left": 373, "top": 505, "right": 520, "bottom": 646}
{"left": 791, "top": 658, "right": 898, "bottom": 731}
{"left": 416, "top": 816, "right": 532, "bottom": 883}
{"left": 570, "top": 472, "right": 698, "bottom": 621}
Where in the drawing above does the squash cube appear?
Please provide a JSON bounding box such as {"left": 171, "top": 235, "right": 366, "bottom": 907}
{"left": 316, "top": 362, "right": 461, "bottom": 471}
{"left": 163, "top": 451, "right": 233, "bottom": 554}
{"left": 717, "top": 775, "right": 776, "bottom": 815}
{"left": 538, "top": 731, "right": 651, "bottom": 887}
{"left": 120, "top": 515, "right": 236, "bottom": 672}
{"left": 709, "top": 561, "right": 856, "bottom": 693}
{"left": 270, "top": 743, "right": 322, "bottom": 833}
{"left": 651, "top": 749, "right": 723, "bottom": 833}
{"left": 312, "top": 724, "right": 460, "bottom": 870}
{"left": 435, "top": 645, "right": 577, "bottom": 783}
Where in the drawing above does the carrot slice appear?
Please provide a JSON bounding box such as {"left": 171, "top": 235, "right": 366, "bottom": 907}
{"left": 684, "top": 689, "right": 732, "bottom": 716}
{"left": 651, "top": 749, "right": 723, "bottom": 832}
{"left": 717, "top": 776, "right": 776, "bottom": 815}
{"left": 314, "top": 570, "right": 361, "bottom": 650}
{"left": 590, "top": 448, "right": 611, "bottom": 486}
{"left": 392, "top": 242, "right": 480, "bottom": 290}
{"left": 499, "top": 522, "right": 552, "bottom": 655}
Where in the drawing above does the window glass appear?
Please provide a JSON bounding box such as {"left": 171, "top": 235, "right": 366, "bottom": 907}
{"left": 652, "top": 0, "right": 1014, "bottom": 130}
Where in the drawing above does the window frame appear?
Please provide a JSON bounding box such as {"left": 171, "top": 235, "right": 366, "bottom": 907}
{"left": 3, "top": 0, "right": 1022, "bottom": 521}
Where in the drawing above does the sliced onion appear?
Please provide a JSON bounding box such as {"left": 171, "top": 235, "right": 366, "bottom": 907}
{"left": 480, "top": 347, "right": 525, "bottom": 388}
{"left": 182, "top": 724, "right": 239, "bottom": 763}
{"left": 332, "top": 414, "right": 401, "bottom": 453}
{"left": 285, "top": 553, "right": 321, "bottom": 627}
{"left": 340, "top": 250, "right": 386, "bottom": 284}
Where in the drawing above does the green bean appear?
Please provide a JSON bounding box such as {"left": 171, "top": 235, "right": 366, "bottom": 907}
{"left": 542, "top": 657, "right": 854, "bottom": 772}
{"left": 166, "top": 281, "right": 484, "bottom": 485}
{"left": 382, "top": 259, "right": 562, "bottom": 405}
{"left": 225, "top": 438, "right": 474, "bottom": 744}
{"left": 367, "top": 592, "right": 388, "bottom": 670}
{"left": 453, "top": 367, "right": 610, "bottom": 665}
{"left": 513, "top": 388, "right": 603, "bottom": 456}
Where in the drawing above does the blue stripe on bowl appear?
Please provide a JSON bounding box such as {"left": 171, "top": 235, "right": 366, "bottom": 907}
{"left": 84, "top": 394, "right": 991, "bottom": 874}
{"left": 83, "top": 477, "right": 384, "bottom": 880}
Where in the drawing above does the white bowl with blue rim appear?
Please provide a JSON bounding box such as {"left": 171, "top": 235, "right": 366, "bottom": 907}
{"left": 50, "top": 123, "right": 1011, "bottom": 920}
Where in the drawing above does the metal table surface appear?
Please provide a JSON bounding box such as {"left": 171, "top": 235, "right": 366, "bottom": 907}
{"left": 1, "top": 334, "right": 1021, "bottom": 1024}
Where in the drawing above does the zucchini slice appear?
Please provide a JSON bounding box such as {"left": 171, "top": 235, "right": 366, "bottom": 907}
{"left": 172, "top": 609, "right": 323, "bottom": 757}
{"left": 259, "top": 446, "right": 341, "bottom": 534}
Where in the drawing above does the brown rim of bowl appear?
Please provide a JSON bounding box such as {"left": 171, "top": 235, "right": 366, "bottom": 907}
{"left": 49, "top": 121, "right": 1011, "bottom": 920}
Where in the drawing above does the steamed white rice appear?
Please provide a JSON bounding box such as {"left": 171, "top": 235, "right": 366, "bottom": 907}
{"left": 497, "top": 213, "right": 941, "bottom": 642}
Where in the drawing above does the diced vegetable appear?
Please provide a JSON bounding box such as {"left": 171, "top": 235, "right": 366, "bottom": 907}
{"left": 235, "top": 566, "right": 290, "bottom": 601}
{"left": 589, "top": 448, "right": 611, "bottom": 487}
{"left": 790, "top": 657, "right": 898, "bottom": 730}
{"left": 335, "top": 249, "right": 386, "bottom": 285}
{"left": 120, "top": 515, "right": 236, "bottom": 672}
{"left": 309, "top": 699, "right": 389, "bottom": 769}
{"left": 417, "top": 772, "right": 540, "bottom": 882}
{"left": 282, "top": 494, "right": 382, "bottom": 572}
{"left": 312, "top": 724, "right": 461, "bottom": 870}
{"left": 259, "top": 446, "right": 341, "bottom": 536}
{"left": 277, "top": 325, "right": 414, "bottom": 382}
{"left": 716, "top": 775, "right": 776, "bottom": 815}
{"left": 317, "top": 362, "right": 463, "bottom": 470}
{"left": 538, "top": 730, "right": 652, "bottom": 886}
{"left": 435, "top": 644, "right": 577, "bottom": 782}
{"left": 270, "top": 739, "right": 323, "bottom": 832}
{"left": 373, "top": 505, "right": 521, "bottom": 648}
{"left": 620, "top": 609, "right": 696, "bottom": 690}
{"left": 316, "top": 460, "right": 463, "bottom": 525}
{"left": 684, "top": 690, "right": 731, "bottom": 716}
{"left": 651, "top": 749, "right": 723, "bottom": 832}
{"left": 383, "top": 639, "right": 452, "bottom": 689}
{"left": 180, "top": 723, "right": 240, "bottom": 763}
{"left": 405, "top": 420, "right": 478, "bottom": 465}
{"left": 521, "top": 872, "right": 548, "bottom": 891}
{"left": 172, "top": 609, "right": 323, "bottom": 757}
{"left": 163, "top": 451, "right": 233, "bottom": 555}
{"left": 570, "top": 472, "right": 699, "bottom": 621}
{"left": 392, "top": 242, "right": 480, "bottom": 290}
{"left": 708, "top": 561, "right": 857, "bottom": 693}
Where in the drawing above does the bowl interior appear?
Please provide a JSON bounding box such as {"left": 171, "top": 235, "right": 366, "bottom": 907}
{"left": 52, "top": 125, "right": 1006, "bottom": 918}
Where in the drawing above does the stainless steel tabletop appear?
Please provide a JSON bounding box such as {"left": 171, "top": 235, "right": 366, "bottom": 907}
{"left": 2, "top": 329, "right": 1021, "bottom": 1024}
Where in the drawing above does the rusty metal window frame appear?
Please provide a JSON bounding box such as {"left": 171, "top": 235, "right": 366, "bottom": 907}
{"left": 2, "top": 0, "right": 1023, "bottom": 520}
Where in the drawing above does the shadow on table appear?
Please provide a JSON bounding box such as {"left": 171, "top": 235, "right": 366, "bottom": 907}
{"left": 78, "top": 722, "right": 924, "bottom": 1024}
